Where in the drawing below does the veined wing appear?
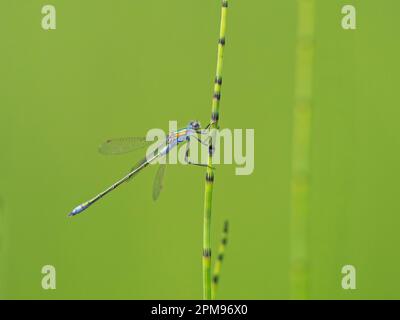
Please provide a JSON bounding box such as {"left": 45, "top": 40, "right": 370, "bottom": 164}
{"left": 126, "top": 145, "right": 164, "bottom": 183}
{"left": 152, "top": 164, "right": 166, "bottom": 201}
{"left": 99, "top": 137, "right": 153, "bottom": 155}
{"left": 126, "top": 156, "right": 152, "bottom": 183}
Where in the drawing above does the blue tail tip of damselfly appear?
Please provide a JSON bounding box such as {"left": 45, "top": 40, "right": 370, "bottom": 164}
{"left": 68, "top": 202, "right": 89, "bottom": 217}
{"left": 68, "top": 206, "right": 82, "bottom": 217}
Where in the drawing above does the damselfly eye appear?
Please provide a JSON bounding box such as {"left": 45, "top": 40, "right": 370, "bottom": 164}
{"left": 192, "top": 121, "right": 200, "bottom": 130}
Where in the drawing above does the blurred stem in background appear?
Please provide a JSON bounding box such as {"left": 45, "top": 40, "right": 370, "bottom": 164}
{"left": 290, "top": 0, "right": 316, "bottom": 299}
{"left": 211, "top": 221, "right": 229, "bottom": 299}
{"left": 203, "top": 0, "right": 228, "bottom": 300}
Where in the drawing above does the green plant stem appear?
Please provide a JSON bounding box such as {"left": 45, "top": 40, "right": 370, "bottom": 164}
{"left": 211, "top": 220, "right": 229, "bottom": 300}
{"left": 290, "top": 0, "right": 315, "bottom": 299}
{"left": 203, "top": 0, "right": 228, "bottom": 300}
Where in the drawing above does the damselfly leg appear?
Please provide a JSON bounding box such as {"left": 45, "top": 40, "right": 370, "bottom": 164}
{"left": 184, "top": 136, "right": 215, "bottom": 169}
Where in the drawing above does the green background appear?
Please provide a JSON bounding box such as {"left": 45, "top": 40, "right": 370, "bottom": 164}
{"left": 1, "top": 0, "right": 399, "bottom": 299}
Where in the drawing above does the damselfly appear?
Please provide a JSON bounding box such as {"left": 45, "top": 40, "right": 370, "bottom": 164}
{"left": 68, "top": 121, "right": 212, "bottom": 217}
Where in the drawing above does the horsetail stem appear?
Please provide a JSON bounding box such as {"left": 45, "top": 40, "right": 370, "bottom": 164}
{"left": 211, "top": 220, "right": 229, "bottom": 300}
{"left": 290, "top": 0, "right": 315, "bottom": 299}
{"left": 202, "top": 0, "right": 228, "bottom": 300}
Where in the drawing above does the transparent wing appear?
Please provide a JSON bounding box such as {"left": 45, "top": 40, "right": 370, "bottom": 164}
{"left": 152, "top": 164, "right": 166, "bottom": 201}
{"left": 126, "top": 157, "right": 149, "bottom": 182}
{"left": 98, "top": 137, "right": 153, "bottom": 155}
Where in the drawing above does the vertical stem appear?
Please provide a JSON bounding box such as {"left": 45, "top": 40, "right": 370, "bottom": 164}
{"left": 290, "top": 0, "right": 315, "bottom": 299}
{"left": 211, "top": 220, "right": 229, "bottom": 300}
{"left": 203, "top": 0, "right": 228, "bottom": 300}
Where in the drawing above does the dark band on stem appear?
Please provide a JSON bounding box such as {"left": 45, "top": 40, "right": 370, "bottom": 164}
{"left": 211, "top": 111, "right": 219, "bottom": 122}
{"left": 217, "top": 254, "right": 224, "bottom": 261}
{"left": 206, "top": 172, "right": 214, "bottom": 183}
{"left": 208, "top": 144, "right": 215, "bottom": 156}
{"left": 224, "top": 221, "right": 229, "bottom": 233}
{"left": 213, "top": 275, "right": 219, "bottom": 284}
{"left": 215, "top": 76, "right": 223, "bottom": 85}
{"left": 213, "top": 92, "right": 221, "bottom": 101}
{"left": 222, "top": 0, "right": 228, "bottom": 8}
{"left": 219, "top": 37, "right": 226, "bottom": 46}
{"left": 203, "top": 248, "right": 212, "bottom": 257}
{"left": 222, "top": 238, "right": 228, "bottom": 245}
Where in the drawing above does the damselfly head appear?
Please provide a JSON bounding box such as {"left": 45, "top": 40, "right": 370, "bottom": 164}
{"left": 189, "top": 120, "right": 201, "bottom": 131}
